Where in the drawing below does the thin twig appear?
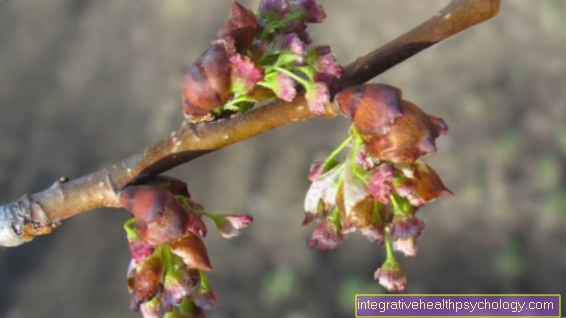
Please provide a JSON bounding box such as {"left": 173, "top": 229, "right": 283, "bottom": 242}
{"left": 0, "top": 0, "right": 501, "bottom": 247}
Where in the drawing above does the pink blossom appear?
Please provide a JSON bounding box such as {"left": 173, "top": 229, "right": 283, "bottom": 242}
{"left": 229, "top": 54, "right": 264, "bottom": 94}
{"left": 374, "top": 260, "right": 407, "bottom": 292}
{"left": 367, "top": 163, "right": 396, "bottom": 204}
{"left": 305, "top": 82, "right": 330, "bottom": 115}
{"left": 306, "top": 219, "right": 343, "bottom": 250}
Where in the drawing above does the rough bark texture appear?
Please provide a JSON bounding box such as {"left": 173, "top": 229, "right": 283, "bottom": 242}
{"left": 1, "top": 0, "right": 565, "bottom": 317}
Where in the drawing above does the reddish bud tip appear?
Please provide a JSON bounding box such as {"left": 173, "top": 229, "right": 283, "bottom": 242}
{"left": 132, "top": 254, "right": 163, "bottom": 310}
{"left": 364, "top": 100, "right": 444, "bottom": 164}
{"left": 170, "top": 232, "right": 213, "bottom": 271}
{"left": 335, "top": 84, "right": 403, "bottom": 136}
{"left": 215, "top": 2, "right": 258, "bottom": 52}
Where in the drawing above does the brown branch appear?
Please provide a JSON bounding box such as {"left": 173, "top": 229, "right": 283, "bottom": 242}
{"left": 0, "top": 0, "right": 500, "bottom": 247}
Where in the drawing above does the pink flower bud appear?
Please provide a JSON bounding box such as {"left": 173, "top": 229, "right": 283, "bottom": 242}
{"left": 259, "top": 0, "right": 291, "bottom": 18}
{"left": 215, "top": 214, "right": 254, "bottom": 239}
{"left": 393, "top": 237, "right": 418, "bottom": 257}
{"left": 308, "top": 161, "right": 324, "bottom": 181}
{"left": 360, "top": 224, "right": 385, "bottom": 246}
{"left": 170, "top": 232, "right": 213, "bottom": 271}
{"left": 389, "top": 212, "right": 425, "bottom": 240}
{"left": 162, "top": 265, "right": 199, "bottom": 312}
{"left": 229, "top": 54, "right": 264, "bottom": 94}
{"left": 192, "top": 273, "right": 219, "bottom": 310}
{"left": 273, "top": 72, "right": 298, "bottom": 102}
{"left": 292, "top": 0, "right": 326, "bottom": 23}
{"left": 367, "top": 163, "right": 395, "bottom": 204}
{"left": 306, "top": 218, "right": 343, "bottom": 250}
{"left": 306, "top": 82, "right": 330, "bottom": 115}
{"left": 354, "top": 145, "right": 374, "bottom": 171}
{"left": 279, "top": 33, "right": 307, "bottom": 65}
{"left": 127, "top": 232, "right": 155, "bottom": 264}
{"left": 374, "top": 259, "right": 407, "bottom": 292}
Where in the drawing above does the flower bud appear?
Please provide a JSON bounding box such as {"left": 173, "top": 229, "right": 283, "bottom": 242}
{"left": 229, "top": 54, "right": 264, "bottom": 94}
{"left": 403, "top": 161, "right": 453, "bottom": 204}
{"left": 335, "top": 84, "right": 403, "bottom": 136}
{"left": 259, "top": 0, "right": 291, "bottom": 19}
{"left": 279, "top": 33, "right": 307, "bottom": 66}
{"left": 127, "top": 230, "right": 155, "bottom": 264}
{"left": 162, "top": 264, "right": 199, "bottom": 312}
{"left": 367, "top": 163, "right": 395, "bottom": 204}
{"left": 389, "top": 210, "right": 425, "bottom": 240}
{"left": 170, "top": 232, "right": 213, "bottom": 271}
{"left": 182, "top": 38, "right": 236, "bottom": 122}
{"left": 291, "top": 0, "right": 326, "bottom": 23}
{"left": 214, "top": 214, "right": 254, "bottom": 239}
{"left": 192, "top": 271, "right": 219, "bottom": 310}
{"left": 215, "top": 2, "right": 258, "bottom": 52}
{"left": 374, "top": 258, "right": 407, "bottom": 292}
{"left": 355, "top": 145, "right": 376, "bottom": 170}
{"left": 393, "top": 237, "right": 418, "bottom": 257}
{"left": 360, "top": 223, "right": 385, "bottom": 246}
{"left": 132, "top": 253, "right": 163, "bottom": 311}
{"left": 364, "top": 100, "right": 446, "bottom": 164}
{"left": 305, "top": 82, "right": 330, "bottom": 115}
{"left": 306, "top": 217, "right": 343, "bottom": 250}
{"left": 120, "top": 186, "right": 189, "bottom": 246}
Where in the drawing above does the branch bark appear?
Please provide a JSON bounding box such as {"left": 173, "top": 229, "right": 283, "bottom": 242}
{"left": 0, "top": 0, "right": 501, "bottom": 247}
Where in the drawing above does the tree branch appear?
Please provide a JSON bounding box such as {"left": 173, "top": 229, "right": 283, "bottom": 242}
{"left": 0, "top": 0, "right": 501, "bottom": 247}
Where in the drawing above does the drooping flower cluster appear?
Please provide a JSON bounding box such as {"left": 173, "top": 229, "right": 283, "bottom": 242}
{"left": 182, "top": 0, "right": 341, "bottom": 123}
{"left": 303, "top": 83, "right": 452, "bottom": 291}
{"left": 121, "top": 176, "right": 253, "bottom": 317}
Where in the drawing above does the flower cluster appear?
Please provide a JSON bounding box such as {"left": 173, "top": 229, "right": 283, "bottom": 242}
{"left": 121, "top": 176, "right": 253, "bottom": 317}
{"left": 182, "top": 0, "right": 341, "bottom": 123}
{"left": 304, "top": 84, "right": 452, "bottom": 291}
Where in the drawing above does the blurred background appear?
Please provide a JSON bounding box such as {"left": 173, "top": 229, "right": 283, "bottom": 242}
{"left": 1, "top": 0, "right": 566, "bottom": 317}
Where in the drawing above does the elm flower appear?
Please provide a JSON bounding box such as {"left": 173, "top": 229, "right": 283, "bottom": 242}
{"left": 374, "top": 234, "right": 407, "bottom": 291}
{"left": 229, "top": 54, "right": 264, "bottom": 94}
{"left": 393, "top": 237, "right": 418, "bottom": 257}
{"left": 306, "top": 209, "right": 343, "bottom": 250}
{"left": 192, "top": 271, "right": 219, "bottom": 310}
{"left": 258, "top": 0, "right": 291, "bottom": 18}
{"left": 291, "top": 0, "right": 326, "bottom": 23}
{"left": 305, "top": 82, "right": 330, "bottom": 115}
{"left": 201, "top": 212, "right": 254, "bottom": 239}
{"left": 367, "top": 163, "right": 395, "bottom": 204}
{"left": 374, "top": 258, "right": 407, "bottom": 292}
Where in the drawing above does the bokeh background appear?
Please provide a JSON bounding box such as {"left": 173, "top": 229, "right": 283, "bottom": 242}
{"left": 1, "top": 0, "right": 566, "bottom": 317}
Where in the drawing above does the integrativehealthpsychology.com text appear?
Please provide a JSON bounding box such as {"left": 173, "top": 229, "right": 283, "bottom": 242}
{"left": 355, "top": 294, "right": 560, "bottom": 317}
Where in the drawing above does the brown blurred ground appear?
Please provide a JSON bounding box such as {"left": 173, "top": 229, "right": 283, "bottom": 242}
{"left": 1, "top": 0, "right": 566, "bottom": 317}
